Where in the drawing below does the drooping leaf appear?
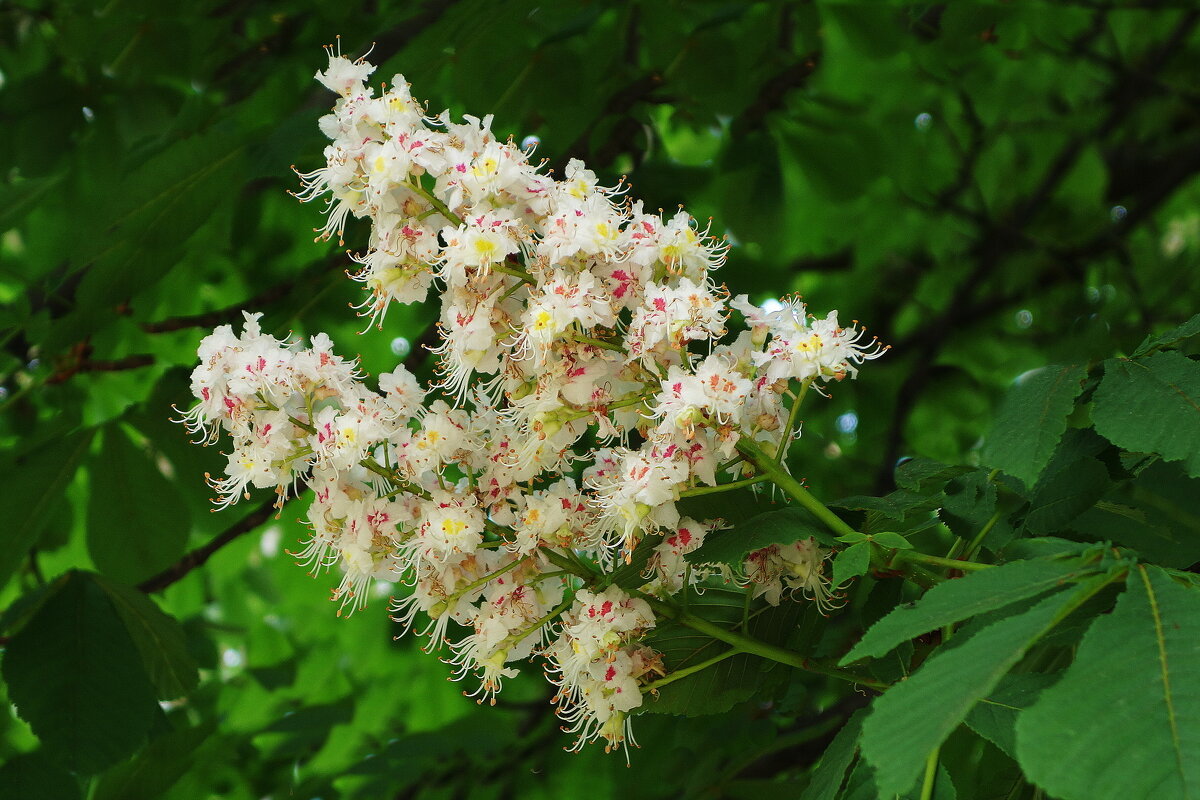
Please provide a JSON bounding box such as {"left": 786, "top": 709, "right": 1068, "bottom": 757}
{"left": 0, "top": 428, "right": 94, "bottom": 593}
{"left": 859, "top": 581, "right": 1104, "bottom": 796}
{"left": 687, "top": 506, "right": 835, "bottom": 567}
{"left": 1, "top": 571, "right": 159, "bottom": 774}
{"left": 981, "top": 363, "right": 1088, "bottom": 488}
{"left": 87, "top": 425, "right": 191, "bottom": 585}
{"left": 798, "top": 709, "right": 865, "bottom": 800}
{"left": 1092, "top": 352, "right": 1200, "bottom": 478}
{"left": 1016, "top": 567, "right": 1200, "bottom": 800}
{"left": 93, "top": 574, "right": 199, "bottom": 700}
{"left": 841, "top": 558, "right": 1090, "bottom": 665}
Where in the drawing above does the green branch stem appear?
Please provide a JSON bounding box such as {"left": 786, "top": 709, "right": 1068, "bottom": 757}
{"left": 892, "top": 550, "right": 992, "bottom": 573}
{"left": 735, "top": 437, "right": 860, "bottom": 539}
{"left": 409, "top": 177, "right": 463, "bottom": 226}
{"left": 641, "top": 594, "right": 888, "bottom": 691}
{"left": 641, "top": 647, "right": 744, "bottom": 694}
{"left": 776, "top": 378, "right": 812, "bottom": 463}
{"left": 679, "top": 475, "right": 771, "bottom": 498}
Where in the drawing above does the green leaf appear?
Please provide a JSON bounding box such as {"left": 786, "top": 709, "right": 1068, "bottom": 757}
{"left": 1069, "top": 461, "right": 1200, "bottom": 566}
{"left": 0, "top": 428, "right": 94, "bottom": 593}
{"left": 841, "top": 558, "right": 1090, "bottom": 665}
{"left": 1017, "top": 567, "right": 1200, "bottom": 800}
{"left": 798, "top": 710, "right": 864, "bottom": 800}
{"left": 1023, "top": 456, "right": 1108, "bottom": 533}
{"left": 963, "top": 673, "right": 1058, "bottom": 758}
{"left": 981, "top": 363, "right": 1088, "bottom": 488}
{"left": 832, "top": 490, "right": 941, "bottom": 522}
{"left": 687, "top": 507, "right": 834, "bottom": 567}
{"left": 871, "top": 532, "right": 913, "bottom": 550}
{"left": 87, "top": 425, "right": 190, "bottom": 585}
{"left": 1133, "top": 312, "right": 1200, "bottom": 357}
{"left": 860, "top": 585, "right": 1098, "bottom": 797}
{"left": 1092, "top": 353, "right": 1200, "bottom": 478}
{"left": 832, "top": 542, "right": 871, "bottom": 588}
{"left": 894, "top": 459, "right": 972, "bottom": 494}
{"left": 0, "top": 751, "right": 81, "bottom": 800}
{"left": 91, "top": 722, "right": 215, "bottom": 800}
{"left": 1, "top": 571, "right": 159, "bottom": 774}
{"left": 93, "top": 574, "right": 199, "bottom": 700}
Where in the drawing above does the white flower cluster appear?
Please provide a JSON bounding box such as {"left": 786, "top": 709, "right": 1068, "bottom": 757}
{"left": 183, "top": 46, "right": 885, "bottom": 756}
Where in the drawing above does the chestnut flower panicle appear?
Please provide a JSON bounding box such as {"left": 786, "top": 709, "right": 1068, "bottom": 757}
{"left": 180, "top": 45, "right": 886, "bottom": 758}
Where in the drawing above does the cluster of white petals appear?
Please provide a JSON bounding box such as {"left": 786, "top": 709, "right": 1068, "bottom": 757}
{"left": 183, "top": 46, "right": 885, "bottom": 756}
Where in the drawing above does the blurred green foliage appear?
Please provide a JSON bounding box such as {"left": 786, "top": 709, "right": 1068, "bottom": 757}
{"left": 2, "top": 2, "right": 1200, "bottom": 798}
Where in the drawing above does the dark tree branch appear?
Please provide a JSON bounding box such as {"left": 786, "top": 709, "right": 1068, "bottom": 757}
{"left": 138, "top": 496, "right": 283, "bottom": 594}
{"left": 872, "top": 10, "right": 1200, "bottom": 492}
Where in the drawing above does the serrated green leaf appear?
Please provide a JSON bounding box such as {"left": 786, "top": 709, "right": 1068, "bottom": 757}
{"left": 842, "top": 558, "right": 1089, "bottom": 665}
{"left": 832, "top": 542, "right": 870, "bottom": 587}
{"left": 860, "top": 584, "right": 1099, "bottom": 796}
{"left": 687, "top": 507, "right": 835, "bottom": 567}
{"left": 1092, "top": 353, "right": 1200, "bottom": 477}
{"left": 799, "top": 709, "right": 864, "bottom": 800}
{"left": 1023, "top": 456, "right": 1108, "bottom": 533}
{"left": 1, "top": 571, "right": 158, "bottom": 774}
{"left": 1133, "top": 312, "right": 1200, "bottom": 358}
{"left": 87, "top": 426, "right": 191, "bottom": 585}
{"left": 832, "top": 490, "right": 941, "bottom": 522}
{"left": 981, "top": 363, "right": 1088, "bottom": 488}
{"left": 1016, "top": 567, "right": 1200, "bottom": 800}
{"left": 894, "top": 459, "right": 972, "bottom": 494}
{"left": 0, "top": 429, "right": 94, "bottom": 593}
{"left": 93, "top": 574, "right": 199, "bottom": 700}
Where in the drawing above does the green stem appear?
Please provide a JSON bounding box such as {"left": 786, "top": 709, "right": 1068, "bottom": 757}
{"left": 558, "top": 392, "right": 651, "bottom": 423}
{"left": 641, "top": 647, "right": 744, "bottom": 694}
{"left": 678, "top": 475, "right": 770, "bottom": 498}
{"left": 642, "top": 595, "right": 888, "bottom": 690}
{"left": 288, "top": 414, "right": 317, "bottom": 434}
{"left": 965, "top": 509, "right": 1003, "bottom": 557}
{"left": 408, "top": 178, "right": 463, "bottom": 226}
{"left": 492, "top": 262, "right": 537, "bottom": 286}
{"left": 735, "top": 437, "right": 859, "bottom": 539}
{"left": 776, "top": 378, "right": 811, "bottom": 463}
{"left": 919, "top": 746, "right": 940, "bottom": 800}
{"left": 571, "top": 333, "right": 626, "bottom": 354}
{"left": 893, "top": 551, "right": 992, "bottom": 573}
{"left": 451, "top": 557, "right": 526, "bottom": 602}
{"left": 542, "top": 548, "right": 593, "bottom": 581}
{"left": 499, "top": 594, "right": 575, "bottom": 649}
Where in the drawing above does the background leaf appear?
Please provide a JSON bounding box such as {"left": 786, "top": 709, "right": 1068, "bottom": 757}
{"left": 86, "top": 425, "right": 191, "bottom": 585}
{"left": 981, "top": 363, "right": 1088, "bottom": 488}
{"left": 1, "top": 571, "right": 159, "bottom": 774}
